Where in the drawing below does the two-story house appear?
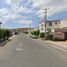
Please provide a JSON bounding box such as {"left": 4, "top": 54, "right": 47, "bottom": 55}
{"left": 39, "top": 20, "right": 60, "bottom": 33}
{"left": 39, "top": 19, "right": 67, "bottom": 33}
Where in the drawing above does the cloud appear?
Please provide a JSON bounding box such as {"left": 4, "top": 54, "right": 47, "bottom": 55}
{"left": 16, "top": 6, "right": 29, "bottom": 13}
{"left": 16, "top": 20, "right": 32, "bottom": 25}
{"left": 6, "top": 0, "right": 22, "bottom": 6}
{"left": 0, "top": 0, "right": 32, "bottom": 24}
{"left": 1, "top": 0, "right": 67, "bottom": 26}
{"left": 6, "top": 0, "right": 24, "bottom": 13}
{"left": 0, "top": 8, "right": 9, "bottom": 16}
{"left": 10, "top": 13, "right": 28, "bottom": 21}
{"left": 0, "top": 8, "right": 10, "bottom": 23}
{"left": 29, "top": 0, "right": 67, "bottom": 18}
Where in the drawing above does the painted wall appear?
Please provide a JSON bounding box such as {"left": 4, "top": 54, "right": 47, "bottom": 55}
{"left": 39, "top": 22, "right": 45, "bottom": 33}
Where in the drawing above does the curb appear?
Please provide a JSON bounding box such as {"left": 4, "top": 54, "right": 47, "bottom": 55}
{"left": 0, "top": 40, "right": 8, "bottom": 47}
{"left": 0, "top": 35, "right": 15, "bottom": 47}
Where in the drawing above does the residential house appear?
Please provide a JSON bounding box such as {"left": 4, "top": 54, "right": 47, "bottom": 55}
{"left": 49, "top": 29, "right": 67, "bottom": 40}
{"left": 39, "top": 19, "right": 67, "bottom": 33}
{"left": 39, "top": 21, "right": 45, "bottom": 33}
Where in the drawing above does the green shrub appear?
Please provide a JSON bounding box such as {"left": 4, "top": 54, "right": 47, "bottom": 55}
{"left": 31, "top": 30, "right": 40, "bottom": 36}
{"left": 40, "top": 33, "right": 45, "bottom": 38}
{"left": 0, "top": 29, "right": 3, "bottom": 41}
{"left": 36, "top": 30, "right": 40, "bottom": 35}
{"left": 0, "top": 29, "right": 12, "bottom": 42}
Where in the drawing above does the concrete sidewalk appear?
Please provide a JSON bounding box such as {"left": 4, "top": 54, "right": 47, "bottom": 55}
{"left": 36, "top": 38, "right": 67, "bottom": 51}
{"left": 0, "top": 35, "right": 18, "bottom": 59}
{"left": 47, "top": 41, "right": 67, "bottom": 51}
{"left": 0, "top": 35, "right": 16, "bottom": 46}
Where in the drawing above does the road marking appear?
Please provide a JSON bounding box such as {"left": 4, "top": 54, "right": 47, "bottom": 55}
{"left": 16, "top": 48, "right": 24, "bottom": 51}
{"left": 16, "top": 43, "right": 24, "bottom": 51}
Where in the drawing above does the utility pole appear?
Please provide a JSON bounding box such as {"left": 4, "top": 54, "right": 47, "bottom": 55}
{"left": 42, "top": 8, "right": 49, "bottom": 39}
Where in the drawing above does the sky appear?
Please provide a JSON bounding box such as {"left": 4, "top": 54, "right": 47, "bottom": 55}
{"left": 0, "top": 0, "right": 67, "bottom": 29}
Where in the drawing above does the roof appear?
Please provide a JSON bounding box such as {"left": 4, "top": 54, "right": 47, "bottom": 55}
{"left": 39, "top": 20, "right": 60, "bottom": 24}
{"left": 39, "top": 20, "right": 45, "bottom": 23}
{"left": 47, "top": 20, "right": 60, "bottom": 23}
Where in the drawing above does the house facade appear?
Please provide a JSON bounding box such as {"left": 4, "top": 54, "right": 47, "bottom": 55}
{"left": 59, "top": 19, "right": 67, "bottom": 29}
{"left": 39, "top": 21, "right": 45, "bottom": 33}
{"left": 39, "top": 19, "right": 67, "bottom": 33}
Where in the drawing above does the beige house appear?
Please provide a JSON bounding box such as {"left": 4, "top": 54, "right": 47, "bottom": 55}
{"left": 59, "top": 19, "right": 67, "bottom": 29}
{"left": 39, "top": 19, "right": 67, "bottom": 33}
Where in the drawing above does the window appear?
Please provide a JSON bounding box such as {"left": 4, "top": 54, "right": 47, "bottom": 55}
{"left": 49, "top": 23, "right": 52, "bottom": 26}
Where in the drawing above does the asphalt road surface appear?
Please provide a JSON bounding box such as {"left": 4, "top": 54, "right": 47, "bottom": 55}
{"left": 0, "top": 33, "right": 67, "bottom": 67}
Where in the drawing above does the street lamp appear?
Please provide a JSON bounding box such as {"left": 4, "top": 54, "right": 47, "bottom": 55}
{"left": 0, "top": 22, "right": 2, "bottom": 28}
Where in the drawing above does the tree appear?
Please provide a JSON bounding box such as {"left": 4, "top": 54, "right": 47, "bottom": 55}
{"left": 36, "top": 30, "right": 40, "bottom": 35}
{"left": 0, "top": 29, "right": 12, "bottom": 42}
{"left": 6, "top": 30, "right": 11, "bottom": 40}
{"left": 40, "top": 33, "right": 45, "bottom": 38}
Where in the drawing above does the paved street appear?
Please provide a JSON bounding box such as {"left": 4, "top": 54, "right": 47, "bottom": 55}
{"left": 0, "top": 33, "right": 67, "bottom": 67}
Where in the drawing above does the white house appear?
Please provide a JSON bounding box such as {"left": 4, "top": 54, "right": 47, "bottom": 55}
{"left": 39, "top": 19, "right": 67, "bottom": 33}
{"left": 59, "top": 19, "right": 67, "bottom": 29}
{"left": 46, "top": 20, "right": 60, "bottom": 32}
{"left": 39, "top": 21, "right": 45, "bottom": 33}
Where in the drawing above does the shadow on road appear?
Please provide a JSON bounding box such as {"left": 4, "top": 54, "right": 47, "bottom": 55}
{"left": 0, "top": 39, "right": 12, "bottom": 47}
